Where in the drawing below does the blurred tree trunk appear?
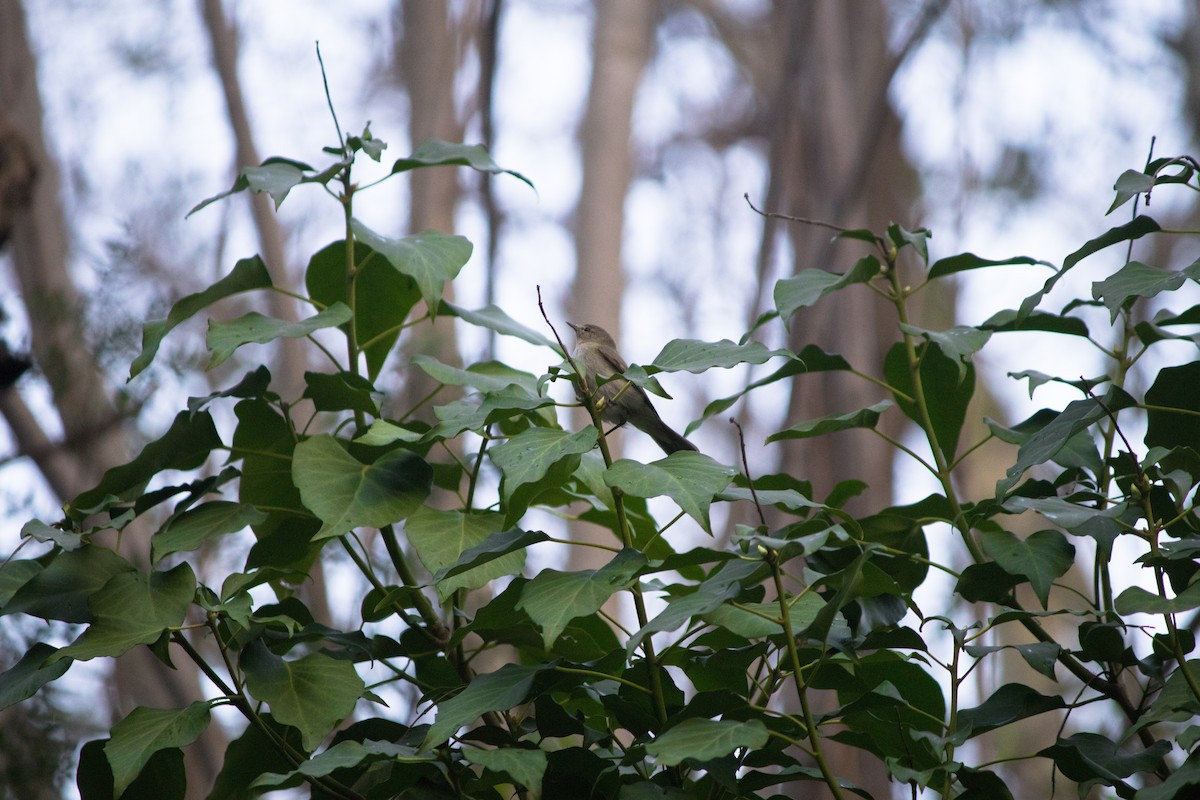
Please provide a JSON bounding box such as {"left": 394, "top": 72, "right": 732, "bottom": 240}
{"left": 200, "top": 0, "right": 307, "bottom": 401}
{"left": 737, "top": 2, "right": 941, "bottom": 796}
{"left": 391, "top": 0, "right": 470, "bottom": 424}
{"left": 0, "top": 1, "right": 225, "bottom": 797}
{"left": 565, "top": 0, "right": 658, "bottom": 575}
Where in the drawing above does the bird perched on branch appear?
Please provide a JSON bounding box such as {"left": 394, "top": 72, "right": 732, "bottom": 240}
{"left": 567, "top": 321, "right": 697, "bottom": 455}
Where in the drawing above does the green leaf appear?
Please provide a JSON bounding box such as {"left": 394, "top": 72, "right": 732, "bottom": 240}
{"left": 205, "top": 303, "right": 351, "bottom": 370}
{"left": 766, "top": 400, "right": 893, "bottom": 443}
{"left": 627, "top": 558, "right": 764, "bottom": 655}
{"left": 0, "top": 642, "right": 71, "bottom": 710}
{"left": 1146, "top": 362, "right": 1200, "bottom": 454}
{"left": 422, "top": 663, "right": 549, "bottom": 750}
{"left": 207, "top": 713, "right": 303, "bottom": 800}
{"left": 390, "top": 140, "right": 534, "bottom": 189}
{"left": 955, "top": 684, "right": 1065, "bottom": 740}
{"left": 897, "top": 324, "right": 991, "bottom": 382}
{"left": 55, "top": 563, "right": 196, "bottom": 661}
{"left": 71, "top": 410, "right": 223, "bottom": 516}
{"left": 774, "top": 256, "right": 881, "bottom": 327}
{"left": 1092, "top": 259, "right": 1200, "bottom": 322}
{"left": 242, "top": 160, "right": 305, "bottom": 208}
{"left": 462, "top": 746, "right": 548, "bottom": 789}
{"left": 645, "top": 718, "right": 768, "bottom": 766}
{"left": 517, "top": 549, "right": 647, "bottom": 647}
{"left": 292, "top": 435, "right": 432, "bottom": 540}
{"left": 980, "top": 529, "right": 1075, "bottom": 608}
{"left": 1108, "top": 168, "right": 1156, "bottom": 213}
{"left": 996, "top": 389, "right": 1135, "bottom": 498}
{"left": 432, "top": 527, "right": 551, "bottom": 583}
{"left": 350, "top": 220, "right": 472, "bottom": 312}
{"left": 603, "top": 452, "right": 737, "bottom": 533}
{"left": 407, "top": 508, "right": 526, "bottom": 602}
{"left": 240, "top": 641, "right": 364, "bottom": 751}
{"left": 885, "top": 340, "right": 973, "bottom": 462}
{"left": 305, "top": 240, "right": 421, "bottom": 381}
{"left": 979, "top": 309, "right": 1090, "bottom": 337}
{"left": 704, "top": 592, "right": 825, "bottom": 638}
{"left": 490, "top": 427, "right": 598, "bottom": 525}
{"left": 442, "top": 301, "right": 556, "bottom": 348}
{"left": 1115, "top": 581, "right": 1200, "bottom": 615}
{"left": 131, "top": 256, "right": 272, "bottom": 378}
{"left": 646, "top": 338, "right": 793, "bottom": 374}
{"left": 152, "top": 502, "right": 267, "bottom": 564}
{"left": 414, "top": 355, "right": 537, "bottom": 394}
{"left": 927, "top": 252, "right": 1046, "bottom": 279}
{"left": 2, "top": 547, "right": 133, "bottom": 623}
{"left": 105, "top": 702, "right": 211, "bottom": 796}
{"left": 1016, "top": 216, "right": 1160, "bottom": 322}
{"left": 1039, "top": 733, "right": 1170, "bottom": 784}
{"left": 303, "top": 370, "right": 381, "bottom": 415}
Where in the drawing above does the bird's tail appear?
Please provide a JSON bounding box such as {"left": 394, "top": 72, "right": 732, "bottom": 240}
{"left": 649, "top": 423, "right": 698, "bottom": 455}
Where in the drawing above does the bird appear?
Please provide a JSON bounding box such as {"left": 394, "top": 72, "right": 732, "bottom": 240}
{"left": 566, "top": 321, "right": 697, "bottom": 455}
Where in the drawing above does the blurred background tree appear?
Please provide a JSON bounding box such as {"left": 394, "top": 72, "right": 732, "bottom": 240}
{"left": 0, "top": 0, "right": 1190, "bottom": 797}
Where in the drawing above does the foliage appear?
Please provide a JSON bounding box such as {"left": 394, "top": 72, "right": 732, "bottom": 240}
{"left": 3, "top": 117, "right": 1200, "bottom": 800}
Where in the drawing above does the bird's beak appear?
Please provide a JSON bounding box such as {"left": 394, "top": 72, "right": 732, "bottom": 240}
{"left": 566, "top": 321, "right": 581, "bottom": 335}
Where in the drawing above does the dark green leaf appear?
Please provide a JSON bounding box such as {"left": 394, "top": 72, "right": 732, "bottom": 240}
{"left": 1146, "top": 361, "right": 1200, "bottom": 454}
{"left": 604, "top": 452, "right": 737, "bottom": 532}
{"left": 645, "top": 718, "right": 768, "bottom": 766}
{"left": 421, "top": 663, "right": 550, "bottom": 749}
{"left": 490, "top": 427, "right": 597, "bottom": 525}
{"left": 774, "top": 256, "right": 881, "bottom": 326}
{"left": 647, "top": 338, "right": 793, "bottom": 374}
{"left": 517, "top": 549, "right": 647, "bottom": 647}
{"left": 432, "top": 527, "right": 551, "bottom": 583}
{"left": 55, "top": 563, "right": 196, "bottom": 661}
{"left": 462, "top": 747, "right": 547, "bottom": 789}
{"left": 292, "top": 435, "right": 431, "bottom": 540}
{"left": 1092, "top": 259, "right": 1200, "bottom": 322}
{"left": 407, "top": 508, "right": 526, "bottom": 602}
{"left": 897, "top": 324, "right": 990, "bottom": 382}
{"left": 1108, "top": 168, "right": 1156, "bottom": 213}
{"left": 885, "top": 341, "right": 973, "bottom": 462}
{"left": 131, "top": 256, "right": 272, "bottom": 378}
{"left": 442, "top": 301, "right": 557, "bottom": 348}
{"left": 350, "top": 220, "right": 472, "bottom": 312}
{"left": 1039, "top": 733, "right": 1170, "bottom": 784}
{"left": 979, "top": 309, "right": 1089, "bottom": 337}
{"left": 1115, "top": 581, "right": 1200, "bottom": 615}
{"left": 927, "top": 252, "right": 1046, "bottom": 279}
{"left": 2, "top": 547, "right": 134, "bottom": 623}
{"left": 390, "top": 140, "right": 534, "bottom": 190}
{"left": 0, "top": 642, "right": 71, "bottom": 710}
{"left": 205, "top": 304, "right": 350, "bottom": 370}
{"left": 302, "top": 370, "right": 380, "bottom": 414}
{"left": 152, "top": 501, "right": 267, "bottom": 564}
{"left": 980, "top": 529, "right": 1075, "bottom": 608}
{"left": 956, "top": 683, "right": 1065, "bottom": 739}
{"left": 766, "top": 400, "right": 893, "bottom": 443}
{"left": 71, "top": 411, "right": 223, "bottom": 516}
{"left": 105, "top": 702, "right": 211, "bottom": 796}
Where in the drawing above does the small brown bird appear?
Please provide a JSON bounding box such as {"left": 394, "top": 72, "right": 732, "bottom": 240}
{"left": 567, "top": 321, "right": 697, "bottom": 455}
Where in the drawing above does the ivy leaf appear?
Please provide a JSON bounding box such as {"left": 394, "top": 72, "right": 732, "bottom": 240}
{"left": 766, "top": 400, "right": 893, "bottom": 443}
{"left": 645, "top": 718, "right": 769, "bottom": 766}
{"left": 645, "top": 339, "right": 793, "bottom": 374}
{"left": 54, "top": 563, "right": 196, "bottom": 662}
{"left": 886, "top": 340, "right": 973, "bottom": 462}
{"left": 241, "top": 642, "right": 365, "bottom": 752}
{"left": 775, "top": 255, "right": 881, "bottom": 327}
{"left": 1039, "top": 733, "right": 1170, "bottom": 784}
{"left": 1108, "top": 168, "right": 1157, "bottom": 213}
{"left": 441, "top": 301, "right": 557, "bottom": 348}
{"left": 995, "top": 388, "right": 1135, "bottom": 498}
{"left": 407, "top": 508, "right": 526, "bottom": 602}
{"left": 955, "top": 684, "right": 1065, "bottom": 739}
{"left": 604, "top": 452, "right": 737, "bottom": 533}
{"left": 292, "top": 436, "right": 432, "bottom": 540}
{"left": 432, "top": 527, "right": 551, "bottom": 583}
{"left": 421, "top": 663, "right": 550, "bottom": 750}
{"left": 897, "top": 324, "right": 991, "bottom": 382}
{"left": 305, "top": 240, "right": 421, "bottom": 381}
{"left": 1092, "top": 259, "right": 1200, "bottom": 322}
{"left": 413, "top": 355, "right": 538, "bottom": 394}
{"left": 518, "top": 549, "right": 647, "bottom": 647}
{"left": 205, "top": 303, "right": 351, "bottom": 370}
{"left": 462, "top": 747, "right": 548, "bottom": 790}
{"left": 242, "top": 160, "right": 306, "bottom": 208}
{"left": 979, "top": 309, "right": 1090, "bottom": 337}
{"left": 490, "top": 427, "right": 598, "bottom": 525}
{"left": 105, "top": 702, "right": 211, "bottom": 797}
{"left": 131, "top": 256, "right": 272, "bottom": 379}
{"left": 927, "top": 252, "right": 1047, "bottom": 279}
{"left": 1, "top": 547, "right": 134, "bottom": 623}
{"left": 0, "top": 643, "right": 71, "bottom": 711}
{"left": 71, "top": 410, "right": 223, "bottom": 517}
{"left": 1016, "top": 216, "right": 1160, "bottom": 322}
{"left": 1114, "top": 581, "right": 1200, "bottom": 615}
{"left": 350, "top": 220, "right": 472, "bottom": 313}
{"left": 1146, "top": 362, "right": 1200, "bottom": 454}
{"left": 980, "top": 529, "right": 1075, "bottom": 608}
{"left": 390, "top": 140, "right": 534, "bottom": 190}
{"left": 152, "top": 501, "right": 268, "bottom": 564}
